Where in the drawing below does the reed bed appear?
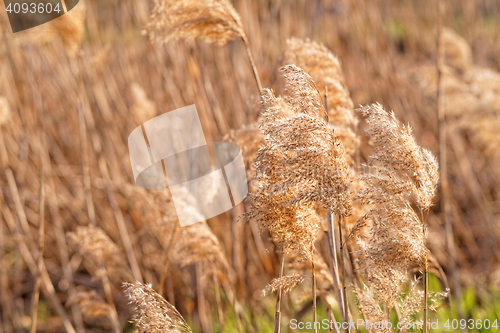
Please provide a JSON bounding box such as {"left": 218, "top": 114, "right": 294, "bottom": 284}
{"left": 0, "top": 0, "right": 499, "bottom": 332}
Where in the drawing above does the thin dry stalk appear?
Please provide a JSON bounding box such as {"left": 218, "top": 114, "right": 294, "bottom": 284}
{"left": 77, "top": 89, "right": 96, "bottom": 226}
{"left": 196, "top": 263, "right": 211, "bottom": 333}
{"left": 241, "top": 36, "right": 263, "bottom": 95}
{"left": 213, "top": 270, "right": 225, "bottom": 332}
{"left": 101, "top": 268, "right": 122, "bottom": 333}
{"left": 159, "top": 227, "right": 179, "bottom": 296}
{"left": 274, "top": 251, "right": 285, "bottom": 333}
{"left": 338, "top": 214, "right": 349, "bottom": 333}
{"left": 324, "top": 86, "right": 346, "bottom": 324}
{"left": 0, "top": 198, "right": 13, "bottom": 333}
{"left": 325, "top": 225, "right": 345, "bottom": 322}
{"left": 436, "top": 2, "right": 464, "bottom": 332}
{"left": 431, "top": 8, "right": 444, "bottom": 332}
{"left": 423, "top": 258, "right": 428, "bottom": 333}
{"left": 30, "top": 169, "right": 44, "bottom": 333}
{"left": 312, "top": 249, "right": 317, "bottom": 333}
{"left": 105, "top": 181, "right": 143, "bottom": 281}
{"left": 5, "top": 169, "right": 34, "bottom": 247}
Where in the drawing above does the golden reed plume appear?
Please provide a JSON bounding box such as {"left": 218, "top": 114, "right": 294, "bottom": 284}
{"left": 124, "top": 282, "right": 192, "bottom": 333}
{"left": 354, "top": 103, "right": 439, "bottom": 306}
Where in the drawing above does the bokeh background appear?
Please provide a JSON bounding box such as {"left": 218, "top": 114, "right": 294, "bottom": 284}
{"left": 0, "top": 0, "right": 499, "bottom": 331}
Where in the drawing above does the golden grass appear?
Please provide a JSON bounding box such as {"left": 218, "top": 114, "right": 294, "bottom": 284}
{"left": 0, "top": 0, "right": 499, "bottom": 332}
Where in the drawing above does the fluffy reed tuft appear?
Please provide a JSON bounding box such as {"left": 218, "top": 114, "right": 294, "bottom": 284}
{"left": 146, "top": 0, "right": 245, "bottom": 45}
{"left": 284, "top": 38, "right": 358, "bottom": 158}
{"left": 355, "top": 287, "right": 391, "bottom": 333}
{"left": 354, "top": 103, "right": 438, "bottom": 306}
{"left": 262, "top": 73, "right": 352, "bottom": 214}
{"left": 262, "top": 273, "right": 304, "bottom": 296}
{"left": 68, "top": 289, "right": 112, "bottom": 321}
{"left": 280, "top": 64, "right": 326, "bottom": 118}
{"left": 124, "top": 281, "right": 192, "bottom": 333}
{"left": 225, "top": 123, "right": 263, "bottom": 178}
{"left": 67, "top": 225, "right": 131, "bottom": 282}
{"left": 248, "top": 186, "right": 319, "bottom": 258}
{"left": 398, "top": 278, "right": 448, "bottom": 324}
{"left": 248, "top": 65, "right": 352, "bottom": 258}
{"left": 174, "top": 222, "right": 229, "bottom": 271}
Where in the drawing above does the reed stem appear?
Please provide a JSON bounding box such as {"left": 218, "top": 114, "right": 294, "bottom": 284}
{"left": 338, "top": 214, "right": 349, "bottom": 333}
{"left": 241, "top": 36, "right": 263, "bottom": 96}
{"left": 213, "top": 270, "right": 225, "bottom": 332}
{"left": 274, "top": 250, "right": 285, "bottom": 333}
{"left": 436, "top": 2, "right": 464, "bottom": 332}
{"left": 159, "top": 226, "right": 179, "bottom": 296}
{"left": 423, "top": 261, "right": 428, "bottom": 333}
{"left": 312, "top": 249, "right": 317, "bottom": 333}
{"left": 30, "top": 169, "right": 44, "bottom": 333}
{"left": 101, "top": 267, "right": 122, "bottom": 333}
{"left": 324, "top": 87, "right": 346, "bottom": 324}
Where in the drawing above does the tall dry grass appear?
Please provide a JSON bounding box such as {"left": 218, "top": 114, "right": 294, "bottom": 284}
{"left": 0, "top": 0, "right": 499, "bottom": 332}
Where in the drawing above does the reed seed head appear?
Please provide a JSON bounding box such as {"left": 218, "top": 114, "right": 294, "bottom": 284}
{"left": 262, "top": 273, "right": 304, "bottom": 296}
{"left": 354, "top": 103, "right": 438, "bottom": 306}
{"left": 174, "top": 222, "right": 230, "bottom": 272}
{"left": 69, "top": 289, "right": 111, "bottom": 321}
{"left": 355, "top": 286, "right": 392, "bottom": 333}
{"left": 284, "top": 38, "right": 359, "bottom": 158}
{"left": 280, "top": 64, "right": 325, "bottom": 118}
{"left": 398, "top": 278, "right": 449, "bottom": 324}
{"left": 358, "top": 103, "right": 438, "bottom": 210}
{"left": 124, "top": 281, "right": 192, "bottom": 333}
{"left": 248, "top": 66, "right": 353, "bottom": 259}
{"left": 146, "top": 0, "right": 245, "bottom": 45}
{"left": 67, "top": 225, "right": 131, "bottom": 282}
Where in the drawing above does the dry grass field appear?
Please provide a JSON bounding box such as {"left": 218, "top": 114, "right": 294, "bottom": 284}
{"left": 0, "top": 0, "right": 500, "bottom": 332}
